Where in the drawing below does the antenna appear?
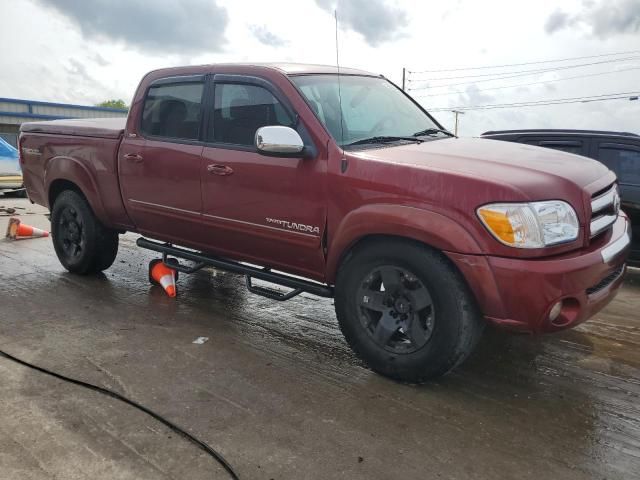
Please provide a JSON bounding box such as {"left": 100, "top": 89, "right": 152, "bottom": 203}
{"left": 334, "top": 9, "right": 346, "bottom": 149}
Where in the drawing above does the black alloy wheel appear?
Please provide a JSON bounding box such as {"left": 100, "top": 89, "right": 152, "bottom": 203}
{"left": 57, "top": 205, "right": 86, "bottom": 262}
{"left": 356, "top": 265, "right": 435, "bottom": 354}
{"left": 334, "top": 239, "right": 485, "bottom": 382}
{"left": 51, "top": 190, "right": 119, "bottom": 274}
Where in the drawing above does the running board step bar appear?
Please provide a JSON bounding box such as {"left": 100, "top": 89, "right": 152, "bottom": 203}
{"left": 136, "top": 237, "right": 333, "bottom": 299}
{"left": 245, "top": 276, "right": 303, "bottom": 301}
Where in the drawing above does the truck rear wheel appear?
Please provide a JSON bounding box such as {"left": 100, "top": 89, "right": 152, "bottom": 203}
{"left": 335, "top": 240, "right": 484, "bottom": 383}
{"left": 51, "top": 190, "right": 119, "bottom": 274}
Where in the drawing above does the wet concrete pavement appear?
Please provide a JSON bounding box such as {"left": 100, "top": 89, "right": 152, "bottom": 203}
{"left": 1, "top": 197, "right": 639, "bottom": 480}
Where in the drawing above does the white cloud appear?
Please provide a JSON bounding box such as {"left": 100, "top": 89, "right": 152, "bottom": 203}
{"left": 0, "top": 0, "right": 638, "bottom": 135}
{"left": 314, "top": 0, "right": 409, "bottom": 46}
{"left": 545, "top": 0, "right": 640, "bottom": 38}
{"left": 248, "top": 25, "right": 289, "bottom": 47}
{"left": 34, "top": 0, "right": 229, "bottom": 54}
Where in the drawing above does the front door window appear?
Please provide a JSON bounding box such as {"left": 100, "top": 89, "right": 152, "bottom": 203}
{"left": 211, "top": 83, "right": 293, "bottom": 146}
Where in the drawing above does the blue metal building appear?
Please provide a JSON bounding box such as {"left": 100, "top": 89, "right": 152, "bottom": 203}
{"left": 0, "top": 98, "right": 128, "bottom": 147}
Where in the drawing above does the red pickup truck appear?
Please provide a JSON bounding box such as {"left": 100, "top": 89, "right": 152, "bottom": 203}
{"left": 20, "top": 63, "right": 631, "bottom": 382}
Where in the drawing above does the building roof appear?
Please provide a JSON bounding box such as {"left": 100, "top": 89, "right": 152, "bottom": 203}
{"left": 0, "top": 97, "right": 128, "bottom": 126}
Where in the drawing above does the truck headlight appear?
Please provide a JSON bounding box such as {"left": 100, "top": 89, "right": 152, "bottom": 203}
{"left": 477, "top": 201, "right": 579, "bottom": 248}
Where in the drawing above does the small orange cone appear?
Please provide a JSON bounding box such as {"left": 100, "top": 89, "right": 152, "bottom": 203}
{"left": 5, "top": 217, "right": 49, "bottom": 240}
{"left": 149, "top": 259, "right": 177, "bottom": 298}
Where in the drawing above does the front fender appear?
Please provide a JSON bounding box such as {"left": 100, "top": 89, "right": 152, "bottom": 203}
{"left": 326, "top": 204, "right": 482, "bottom": 282}
{"left": 45, "top": 156, "right": 109, "bottom": 224}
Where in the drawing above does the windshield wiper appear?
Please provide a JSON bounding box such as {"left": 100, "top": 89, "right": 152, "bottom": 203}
{"left": 412, "top": 128, "right": 455, "bottom": 138}
{"left": 346, "top": 136, "right": 424, "bottom": 147}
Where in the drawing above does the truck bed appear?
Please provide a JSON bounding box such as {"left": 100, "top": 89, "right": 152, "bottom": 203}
{"left": 20, "top": 117, "right": 126, "bottom": 139}
{"left": 20, "top": 116, "right": 133, "bottom": 230}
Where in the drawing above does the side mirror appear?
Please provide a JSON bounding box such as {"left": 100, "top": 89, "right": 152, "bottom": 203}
{"left": 255, "top": 126, "right": 304, "bottom": 156}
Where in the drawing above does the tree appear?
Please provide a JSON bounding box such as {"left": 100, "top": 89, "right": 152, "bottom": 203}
{"left": 96, "top": 99, "right": 128, "bottom": 110}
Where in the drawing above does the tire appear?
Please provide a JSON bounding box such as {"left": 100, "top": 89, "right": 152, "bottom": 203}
{"left": 335, "top": 239, "right": 484, "bottom": 383}
{"left": 51, "top": 190, "right": 119, "bottom": 274}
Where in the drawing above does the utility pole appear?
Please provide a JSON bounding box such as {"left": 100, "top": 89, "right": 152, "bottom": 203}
{"left": 452, "top": 110, "right": 465, "bottom": 136}
{"left": 402, "top": 68, "right": 406, "bottom": 91}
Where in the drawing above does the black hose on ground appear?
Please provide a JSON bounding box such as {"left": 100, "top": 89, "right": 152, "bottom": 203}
{"left": 0, "top": 349, "right": 240, "bottom": 480}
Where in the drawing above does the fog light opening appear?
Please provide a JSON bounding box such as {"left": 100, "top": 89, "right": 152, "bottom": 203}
{"left": 549, "top": 301, "right": 563, "bottom": 322}
{"left": 549, "top": 297, "right": 581, "bottom": 328}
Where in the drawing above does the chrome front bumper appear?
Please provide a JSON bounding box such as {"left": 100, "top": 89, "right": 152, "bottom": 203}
{"left": 601, "top": 221, "right": 631, "bottom": 263}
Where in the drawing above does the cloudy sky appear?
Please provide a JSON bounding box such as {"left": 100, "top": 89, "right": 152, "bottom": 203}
{"left": 0, "top": 0, "right": 638, "bottom": 135}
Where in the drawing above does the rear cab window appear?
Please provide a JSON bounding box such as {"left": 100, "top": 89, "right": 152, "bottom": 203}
{"left": 140, "top": 80, "right": 205, "bottom": 141}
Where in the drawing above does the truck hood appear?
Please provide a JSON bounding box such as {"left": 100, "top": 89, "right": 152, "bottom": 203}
{"left": 351, "top": 137, "right": 612, "bottom": 198}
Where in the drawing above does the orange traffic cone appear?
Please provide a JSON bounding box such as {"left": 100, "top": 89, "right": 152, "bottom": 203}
{"left": 149, "top": 259, "right": 177, "bottom": 298}
{"left": 5, "top": 217, "right": 49, "bottom": 240}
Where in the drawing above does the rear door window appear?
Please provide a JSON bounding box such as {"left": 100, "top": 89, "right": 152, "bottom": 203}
{"left": 598, "top": 144, "right": 640, "bottom": 186}
{"left": 140, "top": 81, "right": 204, "bottom": 141}
{"left": 538, "top": 140, "right": 584, "bottom": 155}
{"left": 210, "top": 83, "right": 293, "bottom": 147}
{"left": 523, "top": 137, "right": 586, "bottom": 155}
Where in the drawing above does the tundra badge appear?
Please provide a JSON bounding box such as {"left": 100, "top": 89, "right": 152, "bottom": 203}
{"left": 21, "top": 147, "right": 41, "bottom": 156}
{"left": 266, "top": 217, "right": 320, "bottom": 234}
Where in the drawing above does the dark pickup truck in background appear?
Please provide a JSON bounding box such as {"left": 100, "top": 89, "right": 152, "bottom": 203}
{"left": 18, "top": 64, "right": 631, "bottom": 382}
{"left": 482, "top": 129, "right": 639, "bottom": 266}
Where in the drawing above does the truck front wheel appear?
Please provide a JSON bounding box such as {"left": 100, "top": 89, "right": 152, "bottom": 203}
{"left": 335, "top": 240, "right": 484, "bottom": 383}
{"left": 51, "top": 190, "right": 119, "bottom": 274}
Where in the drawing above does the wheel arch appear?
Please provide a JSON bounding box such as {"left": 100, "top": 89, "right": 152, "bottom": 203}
{"left": 330, "top": 224, "right": 486, "bottom": 382}
{"left": 326, "top": 204, "right": 483, "bottom": 283}
{"left": 49, "top": 178, "right": 84, "bottom": 206}
{"left": 46, "top": 156, "right": 109, "bottom": 225}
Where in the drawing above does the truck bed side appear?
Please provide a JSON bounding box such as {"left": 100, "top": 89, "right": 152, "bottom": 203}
{"left": 20, "top": 118, "right": 134, "bottom": 230}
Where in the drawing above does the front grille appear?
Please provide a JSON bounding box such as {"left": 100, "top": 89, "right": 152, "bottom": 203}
{"left": 586, "top": 264, "right": 625, "bottom": 295}
{"left": 590, "top": 184, "right": 619, "bottom": 238}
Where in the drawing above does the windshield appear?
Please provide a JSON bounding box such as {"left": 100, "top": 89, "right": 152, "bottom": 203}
{"left": 291, "top": 75, "right": 440, "bottom": 147}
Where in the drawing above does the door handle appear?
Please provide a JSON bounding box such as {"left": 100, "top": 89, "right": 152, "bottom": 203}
{"left": 123, "top": 153, "right": 144, "bottom": 163}
{"left": 207, "top": 164, "right": 234, "bottom": 176}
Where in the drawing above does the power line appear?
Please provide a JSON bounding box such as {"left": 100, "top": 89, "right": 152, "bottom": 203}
{"left": 411, "top": 66, "right": 640, "bottom": 98}
{"left": 430, "top": 96, "right": 633, "bottom": 111}
{"left": 581, "top": 95, "right": 639, "bottom": 104}
{"left": 431, "top": 93, "right": 637, "bottom": 111}
{"left": 427, "top": 91, "right": 640, "bottom": 112}
{"left": 408, "top": 50, "right": 640, "bottom": 73}
{"left": 408, "top": 55, "right": 640, "bottom": 82}
{"left": 408, "top": 56, "right": 640, "bottom": 90}
{"left": 429, "top": 95, "right": 636, "bottom": 112}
